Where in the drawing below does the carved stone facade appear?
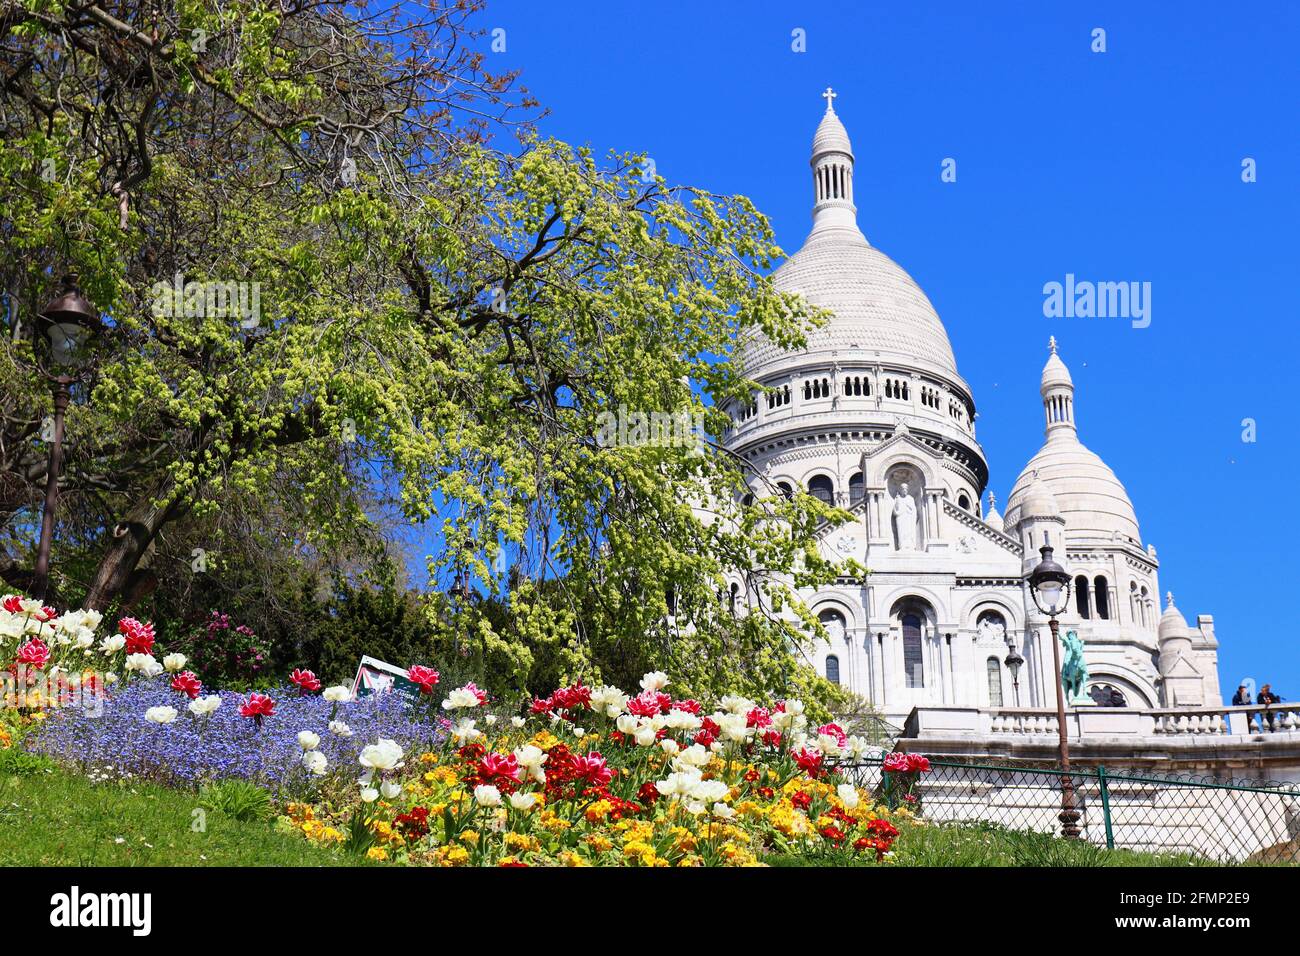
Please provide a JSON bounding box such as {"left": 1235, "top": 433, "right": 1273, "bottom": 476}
{"left": 724, "top": 94, "right": 1223, "bottom": 725}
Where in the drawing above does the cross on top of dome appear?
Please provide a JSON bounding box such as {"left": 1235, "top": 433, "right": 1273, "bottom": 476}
{"left": 822, "top": 87, "right": 838, "bottom": 113}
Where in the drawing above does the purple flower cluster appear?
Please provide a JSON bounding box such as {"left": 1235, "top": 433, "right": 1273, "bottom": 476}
{"left": 27, "top": 678, "right": 445, "bottom": 794}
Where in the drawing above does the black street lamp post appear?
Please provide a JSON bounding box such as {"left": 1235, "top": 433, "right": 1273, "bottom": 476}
{"left": 1026, "top": 544, "right": 1080, "bottom": 839}
{"left": 1004, "top": 645, "right": 1024, "bottom": 707}
{"left": 31, "top": 273, "right": 100, "bottom": 601}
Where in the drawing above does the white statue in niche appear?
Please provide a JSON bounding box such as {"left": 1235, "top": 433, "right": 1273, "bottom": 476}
{"left": 892, "top": 482, "right": 918, "bottom": 551}
{"left": 978, "top": 613, "right": 1006, "bottom": 644}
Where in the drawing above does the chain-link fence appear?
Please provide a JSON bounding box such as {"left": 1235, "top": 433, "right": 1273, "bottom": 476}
{"left": 835, "top": 757, "right": 1300, "bottom": 864}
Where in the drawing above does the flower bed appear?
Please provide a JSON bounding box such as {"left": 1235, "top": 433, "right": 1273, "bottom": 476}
{"left": 277, "top": 670, "right": 916, "bottom": 866}
{"left": 28, "top": 677, "right": 444, "bottom": 794}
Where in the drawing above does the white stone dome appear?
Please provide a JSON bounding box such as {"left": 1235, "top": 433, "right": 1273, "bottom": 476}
{"left": 1017, "top": 470, "right": 1062, "bottom": 520}
{"left": 1006, "top": 341, "right": 1142, "bottom": 543}
{"left": 1159, "top": 593, "right": 1191, "bottom": 642}
{"left": 1006, "top": 439, "right": 1140, "bottom": 541}
{"left": 739, "top": 231, "right": 960, "bottom": 376}
{"left": 812, "top": 107, "right": 853, "bottom": 158}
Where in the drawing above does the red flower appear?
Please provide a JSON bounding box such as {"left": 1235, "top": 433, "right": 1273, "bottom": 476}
{"left": 820, "top": 824, "right": 846, "bottom": 843}
{"left": 756, "top": 786, "right": 775, "bottom": 799}
{"left": 883, "top": 752, "right": 911, "bottom": 773}
{"left": 552, "top": 683, "right": 592, "bottom": 711}
{"left": 637, "top": 781, "right": 660, "bottom": 805}
{"left": 746, "top": 706, "right": 772, "bottom": 729}
{"left": 816, "top": 722, "right": 848, "bottom": 748}
{"left": 743, "top": 768, "right": 760, "bottom": 783}
{"left": 866, "top": 818, "right": 899, "bottom": 839}
{"left": 407, "top": 665, "right": 440, "bottom": 694}
{"left": 671, "top": 698, "right": 702, "bottom": 715}
{"left": 790, "top": 790, "right": 812, "bottom": 810}
{"left": 171, "top": 671, "right": 203, "bottom": 700}
{"left": 762, "top": 729, "right": 782, "bottom": 748}
{"left": 239, "top": 692, "right": 276, "bottom": 722}
{"left": 290, "top": 669, "right": 321, "bottom": 693}
{"left": 627, "top": 689, "right": 671, "bottom": 717}
{"left": 15, "top": 637, "right": 50, "bottom": 669}
{"left": 462, "top": 682, "right": 489, "bottom": 705}
{"left": 530, "top": 696, "right": 554, "bottom": 715}
{"left": 1, "top": 595, "right": 22, "bottom": 613}
{"left": 572, "top": 752, "right": 613, "bottom": 789}
{"left": 394, "top": 805, "right": 431, "bottom": 838}
{"left": 905, "top": 753, "right": 931, "bottom": 773}
{"left": 793, "top": 747, "right": 825, "bottom": 779}
{"left": 476, "top": 752, "right": 523, "bottom": 788}
{"left": 118, "top": 617, "right": 156, "bottom": 656}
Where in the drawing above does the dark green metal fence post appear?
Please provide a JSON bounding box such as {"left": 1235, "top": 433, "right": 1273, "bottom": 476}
{"left": 1097, "top": 765, "right": 1115, "bottom": 849}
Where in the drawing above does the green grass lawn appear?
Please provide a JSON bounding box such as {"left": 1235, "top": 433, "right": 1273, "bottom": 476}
{"left": 0, "top": 747, "right": 1239, "bottom": 868}
{"left": 770, "top": 820, "right": 1218, "bottom": 867}
{"left": 0, "top": 753, "right": 354, "bottom": 867}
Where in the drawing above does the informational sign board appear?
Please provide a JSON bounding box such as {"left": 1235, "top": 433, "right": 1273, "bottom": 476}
{"left": 351, "top": 655, "right": 421, "bottom": 704}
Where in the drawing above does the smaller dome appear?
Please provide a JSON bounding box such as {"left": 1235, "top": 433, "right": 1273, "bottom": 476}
{"left": 1158, "top": 592, "right": 1191, "bottom": 643}
{"left": 812, "top": 103, "right": 853, "bottom": 158}
{"left": 1019, "top": 471, "right": 1061, "bottom": 521}
{"left": 983, "top": 492, "right": 1004, "bottom": 533}
{"left": 1041, "top": 337, "right": 1072, "bottom": 390}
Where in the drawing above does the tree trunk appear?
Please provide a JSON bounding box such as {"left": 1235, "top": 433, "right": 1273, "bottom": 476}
{"left": 83, "top": 490, "right": 184, "bottom": 611}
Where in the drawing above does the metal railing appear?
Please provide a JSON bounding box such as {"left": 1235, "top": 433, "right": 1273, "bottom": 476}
{"left": 835, "top": 757, "right": 1300, "bottom": 864}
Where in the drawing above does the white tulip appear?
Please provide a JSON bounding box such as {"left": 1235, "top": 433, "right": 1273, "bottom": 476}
{"left": 615, "top": 714, "right": 640, "bottom": 735}
{"left": 297, "top": 731, "right": 320, "bottom": 751}
{"left": 639, "top": 671, "right": 669, "bottom": 692}
{"left": 837, "top": 783, "right": 860, "bottom": 810}
{"left": 124, "top": 653, "right": 161, "bottom": 676}
{"left": 485, "top": 714, "right": 498, "bottom": 726}
{"left": 660, "top": 739, "right": 681, "bottom": 756}
{"left": 328, "top": 720, "right": 352, "bottom": 737}
{"left": 144, "top": 706, "right": 177, "bottom": 724}
{"left": 358, "top": 738, "right": 404, "bottom": 771}
{"left": 509, "top": 792, "right": 538, "bottom": 811}
{"left": 302, "top": 751, "right": 328, "bottom": 776}
{"left": 712, "top": 802, "right": 737, "bottom": 819}
{"left": 360, "top": 787, "right": 379, "bottom": 803}
{"left": 323, "top": 685, "right": 352, "bottom": 702}
{"left": 380, "top": 781, "right": 402, "bottom": 799}
{"left": 450, "top": 718, "right": 482, "bottom": 746}
{"left": 473, "top": 784, "right": 502, "bottom": 807}
{"left": 162, "top": 653, "right": 187, "bottom": 673}
{"left": 510, "top": 716, "right": 526, "bottom": 728}
{"left": 188, "top": 695, "right": 221, "bottom": 716}
{"left": 99, "top": 635, "right": 125, "bottom": 654}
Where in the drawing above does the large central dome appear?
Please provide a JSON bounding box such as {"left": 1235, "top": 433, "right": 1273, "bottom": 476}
{"left": 738, "top": 92, "right": 959, "bottom": 379}
{"left": 762, "top": 232, "right": 959, "bottom": 374}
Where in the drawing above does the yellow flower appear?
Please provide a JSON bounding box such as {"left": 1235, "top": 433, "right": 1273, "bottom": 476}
{"left": 584, "top": 799, "right": 613, "bottom": 823}
{"left": 459, "top": 829, "right": 480, "bottom": 846}
{"left": 531, "top": 730, "right": 561, "bottom": 750}
{"left": 435, "top": 845, "right": 470, "bottom": 867}
{"left": 366, "top": 846, "right": 388, "bottom": 861}
{"left": 419, "top": 752, "right": 439, "bottom": 764}
{"left": 585, "top": 834, "right": 613, "bottom": 853}
{"left": 558, "top": 851, "right": 590, "bottom": 867}
{"left": 504, "top": 831, "right": 538, "bottom": 853}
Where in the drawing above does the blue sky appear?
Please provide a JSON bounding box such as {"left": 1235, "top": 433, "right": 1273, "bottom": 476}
{"left": 459, "top": 0, "right": 1299, "bottom": 697}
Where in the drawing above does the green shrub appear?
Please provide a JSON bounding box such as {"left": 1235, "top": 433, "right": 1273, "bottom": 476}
{"left": 199, "top": 780, "right": 274, "bottom": 822}
{"left": 0, "top": 748, "right": 55, "bottom": 776}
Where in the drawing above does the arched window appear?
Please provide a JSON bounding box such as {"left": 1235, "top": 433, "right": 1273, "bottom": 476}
{"left": 958, "top": 493, "right": 971, "bottom": 512}
{"left": 825, "top": 654, "right": 840, "bottom": 685}
{"left": 808, "top": 475, "right": 834, "bottom": 505}
{"left": 729, "top": 583, "right": 739, "bottom": 615}
{"left": 1129, "top": 581, "right": 1139, "bottom": 623}
{"left": 1140, "top": 586, "right": 1150, "bottom": 627}
{"left": 848, "top": 472, "right": 864, "bottom": 505}
{"left": 1075, "top": 575, "right": 1091, "bottom": 619}
{"left": 778, "top": 481, "right": 794, "bottom": 500}
{"left": 902, "top": 613, "right": 924, "bottom": 688}
{"left": 1093, "top": 576, "right": 1110, "bottom": 620}
{"left": 741, "top": 493, "right": 754, "bottom": 507}
{"left": 986, "top": 657, "right": 1004, "bottom": 707}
